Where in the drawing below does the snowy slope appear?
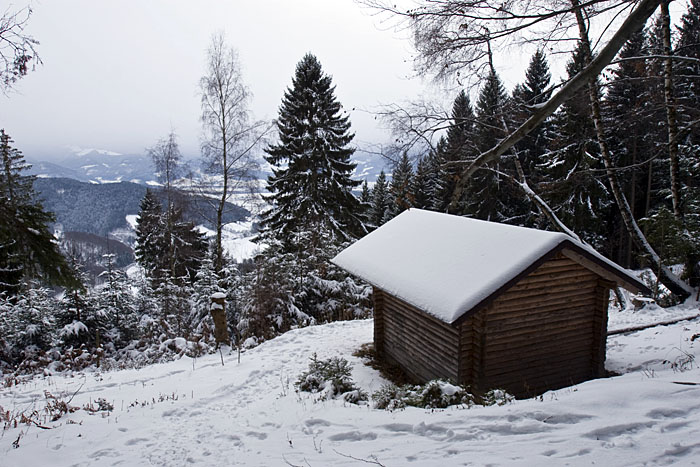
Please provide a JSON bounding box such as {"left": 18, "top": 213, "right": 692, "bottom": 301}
{"left": 2, "top": 309, "right": 700, "bottom": 466}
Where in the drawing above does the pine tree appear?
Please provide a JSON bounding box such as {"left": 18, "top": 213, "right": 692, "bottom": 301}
{"left": 0, "top": 130, "right": 78, "bottom": 296}
{"left": 544, "top": 42, "right": 611, "bottom": 251}
{"left": 435, "top": 92, "right": 476, "bottom": 213}
{"left": 386, "top": 152, "right": 414, "bottom": 219}
{"left": 675, "top": 0, "right": 700, "bottom": 220}
{"left": 260, "top": 54, "right": 363, "bottom": 249}
{"left": 676, "top": 0, "right": 700, "bottom": 143}
{"left": 427, "top": 137, "right": 447, "bottom": 211}
{"left": 359, "top": 179, "right": 372, "bottom": 224}
{"left": 360, "top": 179, "right": 371, "bottom": 204}
{"left": 97, "top": 253, "right": 139, "bottom": 346}
{"left": 170, "top": 206, "right": 208, "bottom": 284}
{"left": 512, "top": 50, "right": 552, "bottom": 183}
{"left": 134, "top": 189, "right": 165, "bottom": 278}
{"left": 413, "top": 155, "right": 432, "bottom": 210}
{"left": 465, "top": 71, "right": 520, "bottom": 221}
{"left": 603, "top": 27, "right": 661, "bottom": 265}
{"left": 369, "top": 170, "right": 390, "bottom": 228}
{"left": 134, "top": 190, "right": 207, "bottom": 285}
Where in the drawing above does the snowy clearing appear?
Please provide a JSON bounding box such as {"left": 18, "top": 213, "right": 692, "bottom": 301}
{"left": 196, "top": 221, "right": 262, "bottom": 263}
{"left": 2, "top": 304, "right": 700, "bottom": 466}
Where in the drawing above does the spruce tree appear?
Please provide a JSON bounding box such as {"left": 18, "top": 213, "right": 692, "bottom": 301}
{"left": 544, "top": 43, "right": 611, "bottom": 252}
{"left": 0, "top": 130, "right": 78, "bottom": 296}
{"left": 465, "top": 70, "right": 520, "bottom": 221}
{"left": 675, "top": 0, "right": 700, "bottom": 218}
{"left": 387, "top": 152, "right": 414, "bottom": 219}
{"left": 134, "top": 189, "right": 165, "bottom": 278}
{"left": 359, "top": 179, "right": 372, "bottom": 224}
{"left": 512, "top": 50, "right": 552, "bottom": 182}
{"left": 604, "top": 27, "right": 659, "bottom": 245}
{"left": 135, "top": 190, "right": 207, "bottom": 285}
{"left": 435, "top": 92, "right": 476, "bottom": 213}
{"left": 369, "top": 170, "right": 390, "bottom": 228}
{"left": 413, "top": 155, "right": 432, "bottom": 210}
{"left": 260, "top": 54, "right": 363, "bottom": 249}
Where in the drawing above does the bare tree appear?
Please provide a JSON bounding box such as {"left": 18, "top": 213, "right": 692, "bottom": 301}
{"left": 0, "top": 5, "right": 40, "bottom": 92}
{"left": 147, "top": 130, "right": 183, "bottom": 276}
{"left": 148, "top": 130, "right": 182, "bottom": 213}
{"left": 199, "top": 32, "right": 269, "bottom": 272}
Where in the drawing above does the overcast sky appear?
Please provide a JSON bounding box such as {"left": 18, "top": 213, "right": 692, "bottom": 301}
{"left": 2, "top": 0, "right": 438, "bottom": 159}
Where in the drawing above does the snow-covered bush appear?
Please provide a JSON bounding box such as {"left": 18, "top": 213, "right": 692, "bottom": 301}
{"left": 372, "top": 380, "right": 513, "bottom": 410}
{"left": 295, "top": 354, "right": 367, "bottom": 403}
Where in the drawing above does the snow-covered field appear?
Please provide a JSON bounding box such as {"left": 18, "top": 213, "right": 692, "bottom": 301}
{"left": 196, "top": 221, "right": 262, "bottom": 263}
{"left": 2, "top": 303, "right": 700, "bottom": 466}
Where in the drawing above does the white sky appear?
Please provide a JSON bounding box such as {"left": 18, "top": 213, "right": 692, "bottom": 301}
{"left": 1, "top": 0, "right": 433, "bottom": 158}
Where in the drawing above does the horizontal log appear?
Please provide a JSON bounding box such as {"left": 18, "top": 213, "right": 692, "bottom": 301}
{"left": 489, "top": 364, "right": 594, "bottom": 390}
{"left": 493, "top": 287, "right": 598, "bottom": 310}
{"left": 508, "top": 274, "right": 598, "bottom": 294}
{"left": 516, "top": 268, "right": 597, "bottom": 286}
{"left": 532, "top": 257, "right": 580, "bottom": 269}
{"left": 384, "top": 294, "right": 458, "bottom": 333}
{"left": 485, "top": 355, "right": 593, "bottom": 386}
{"left": 383, "top": 299, "right": 459, "bottom": 338}
{"left": 485, "top": 325, "right": 593, "bottom": 351}
{"left": 488, "top": 310, "right": 595, "bottom": 338}
{"left": 484, "top": 341, "right": 593, "bottom": 372}
{"left": 383, "top": 337, "right": 458, "bottom": 382}
{"left": 486, "top": 308, "right": 594, "bottom": 333}
{"left": 496, "top": 282, "right": 598, "bottom": 303}
{"left": 383, "top": 306, "right": 460, "bottom": 355}
{"left": 484, "top": 339, "right": 594, "bottom": 368}
{"left": 490, "top": 370, "right": 592, "bottom": 397}
{"left": 382, "top": 326, "right": 459, "bottom": 370}
{"left": 383, "top": 309, "right": 459, "bottom": 359}
{"left": 487, "top": 300, "right": 596, "bottom": 324}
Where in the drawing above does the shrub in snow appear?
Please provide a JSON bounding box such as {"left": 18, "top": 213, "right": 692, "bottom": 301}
{"left": 481, "top": 388, "right": 515, "bottom": 406}
{"left": 372, "top": 380, "right": 513, "bottom": 410}
{"left": 295, "top": 354, "right": 367, "bottom": 403}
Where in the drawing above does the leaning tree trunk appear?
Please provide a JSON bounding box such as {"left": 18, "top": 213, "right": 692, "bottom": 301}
{"left": 571, "top": 0, "right": 693, "bottom": 299}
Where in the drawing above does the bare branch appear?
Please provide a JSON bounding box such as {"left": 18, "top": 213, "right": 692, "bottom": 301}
{"left": 0, "top": 5, "right": 41, "bottom": 92}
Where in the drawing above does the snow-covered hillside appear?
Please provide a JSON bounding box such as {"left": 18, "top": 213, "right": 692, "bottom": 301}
{"left": 2, "top": 304, "right": 699, "bottom": 466}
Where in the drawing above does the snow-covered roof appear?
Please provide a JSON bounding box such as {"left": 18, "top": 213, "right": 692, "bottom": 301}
{"left": 332, "top": 209, "right": 648, "bottom": 325}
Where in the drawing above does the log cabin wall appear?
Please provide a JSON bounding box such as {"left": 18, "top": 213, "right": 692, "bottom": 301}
{"left": 471, "top": 254, "right": 609, "bottom": 397}
{"left": 377, "top": 289, "right": 460, "bottom": 383}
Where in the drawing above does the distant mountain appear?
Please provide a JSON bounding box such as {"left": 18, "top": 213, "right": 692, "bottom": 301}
{"left": 26, "top": 147, "right": 390, "bottom": 185}
{"left": 27, "top": 150, "right": 159, "bottom": 184}
{"left": 34, "top": 178, "right": 250, "bottom": 237}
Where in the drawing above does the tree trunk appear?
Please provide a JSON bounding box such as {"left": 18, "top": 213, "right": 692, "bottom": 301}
{"left": 571, "top": 0, "right": 693, "bottom": 299}
{"left": 660, "top": 1, "right": 683, "bottom": 219}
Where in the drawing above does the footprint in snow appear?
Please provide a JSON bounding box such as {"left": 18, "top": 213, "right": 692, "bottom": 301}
{"left": 125, "top": 438, "right": 150, "bottom": 446}
{"left": 328, "top": 431, "right": 377, "bottom": 442}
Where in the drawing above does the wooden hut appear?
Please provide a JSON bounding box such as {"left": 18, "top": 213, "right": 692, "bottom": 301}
{"left": 332, "top": 209, "right": 650, "bottom": 397}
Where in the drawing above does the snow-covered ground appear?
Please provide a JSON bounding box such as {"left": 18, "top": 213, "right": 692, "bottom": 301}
{"left": 196, "top": 220, "right": 263, "bottom": 263}
{"left": 2, "top": 303, "right": 700, "bottom": 466}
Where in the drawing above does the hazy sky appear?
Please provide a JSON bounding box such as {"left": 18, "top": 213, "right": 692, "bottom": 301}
{"left": 2, "top": 0, "right": 434, "bottom": 158}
